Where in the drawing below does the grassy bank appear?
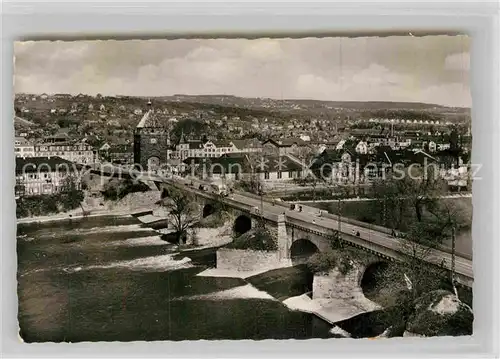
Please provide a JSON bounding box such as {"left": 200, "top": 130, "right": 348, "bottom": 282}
{"left": 307, "top": 197, "right": 472, "bottom": 232}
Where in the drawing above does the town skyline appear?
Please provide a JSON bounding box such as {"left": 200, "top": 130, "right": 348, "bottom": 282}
{"left": 13, "top": 92, "right": 470, "bottom": 109}
{"left": 14, "top": 35, "right": 474, "bottom": 342}
{"left": 14, "top": 36, "right": 470, "bottom": 108}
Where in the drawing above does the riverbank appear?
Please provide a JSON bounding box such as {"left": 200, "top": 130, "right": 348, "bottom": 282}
{"left": 16, "top": 205, "right": 159, "bottom": 225}
{"left": 17, "top": 190, "right": 162, "bottom": 225}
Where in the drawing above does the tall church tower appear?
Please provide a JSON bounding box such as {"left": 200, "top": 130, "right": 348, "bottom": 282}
{"left": 133, "top": 99, "right": 171, "bottom": 170}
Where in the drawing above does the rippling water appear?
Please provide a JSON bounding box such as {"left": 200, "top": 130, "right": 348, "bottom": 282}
{"left": 17, "top": 215, "right": 332, "bottom": 342}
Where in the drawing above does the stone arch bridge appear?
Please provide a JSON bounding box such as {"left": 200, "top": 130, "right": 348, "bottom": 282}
{"left": 83, "top": 164, "right": 473, "bottom": 291}
{"left": 157, "top": 180, "right": 473, "bottom": 289}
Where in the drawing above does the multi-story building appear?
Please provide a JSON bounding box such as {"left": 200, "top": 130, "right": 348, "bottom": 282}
{"left": 109, "top": 144, "right": 134, "bottom": 165}
{"left": 261, "top": 137, "right": 309, "bottom": 156}
{"left": 175, "top": 135, "right": 262, "bottom": 161}
{"left": 14, "top": 136, "right": 35, "bottom": 157}
{"left": 15, "top": 156, "right": 81, "bottom": 197}
{"left": 191, "top": 153, "right": 303, "bottom": 183}
{"left": 33, "top": 131, "right": 96, "bottom": 164}
{"left": 231, "top": 138, "right": 262, "bottom": 153}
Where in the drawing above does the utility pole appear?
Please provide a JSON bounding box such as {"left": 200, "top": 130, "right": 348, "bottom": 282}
{"left": 258, "top": 182, "right": 264, "bottom": 224}
{"left": 383, "top": 198, "right": 387, "bottom": 227}
{"left": 451, "top": 225, "right": 457, "bottom": 296}
{"left": 338, "top": 192, "right": 342, "bottom": 234}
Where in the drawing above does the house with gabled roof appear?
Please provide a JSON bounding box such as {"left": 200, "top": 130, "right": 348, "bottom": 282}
{"left": 230, "top": 138, "right": 262, "bottom": 153}
{"left": 262, "top": 137, "right": 309, "bottom": 156}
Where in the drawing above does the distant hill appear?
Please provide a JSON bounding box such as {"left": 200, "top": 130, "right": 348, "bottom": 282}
{"left": 152, "top": 94, "right": 458, "bottom": 111}
{"left": 13, "top": 93, "right": 470, "bottom": 132}
{"left": 15, "top": 92, "right": 467, "bottom": 112}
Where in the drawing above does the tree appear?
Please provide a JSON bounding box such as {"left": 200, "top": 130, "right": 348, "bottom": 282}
{"left": 160, "top": 188, "right": 199, "bottom": 245}
{"left": 370, "top": 165, "right": 448, "bottom": 230}
{"left": 424, "top": 198, "right": 471, "bottom": 297}
{"left": 60, "top": 174, "right": 84, "bottom": 210}
{"left": 234, "top": 152, "right": 263, "bottom": 195}
{"left": 397, "top": 221, "right": 449, "bottom": 298}
{"left": 369, "top": 165, "right": 466, "bottom": 302}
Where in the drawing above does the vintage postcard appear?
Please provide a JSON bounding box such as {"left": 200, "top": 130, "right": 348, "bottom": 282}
{"left": 14, "top": 36, "right": 472, "bottom": 342}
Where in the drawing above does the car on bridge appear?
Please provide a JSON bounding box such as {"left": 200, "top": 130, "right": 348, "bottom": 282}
{"left": 209, "top": 183, "right": 229, "bottom": 197}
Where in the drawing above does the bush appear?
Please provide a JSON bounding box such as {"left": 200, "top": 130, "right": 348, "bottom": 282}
{"left": 16, "top": 189, "right": 85, "bottom": 218}
{"left": 195, "top": 211, "right": 229, "bottom": 228}
{"left": 407, "top": 290, "right": 473, "bottom": 336}
{"left": 102, "top": 178, "right": 150, "bottom": 201}
{"left": 226, "top": 228, "right": 277, "bottom": 251}
{"left": 306, "top": 250, "right": 338, "bottom": 274}
{"left": 338, "top": 258, "right": 354, "bottom": 275}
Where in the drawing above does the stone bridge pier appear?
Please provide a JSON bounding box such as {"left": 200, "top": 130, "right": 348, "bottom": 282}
{"left": 312, "top": 259, "right": 383, "bottom": 302}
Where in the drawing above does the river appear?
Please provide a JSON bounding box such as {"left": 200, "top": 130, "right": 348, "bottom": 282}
{"left": 17, "top": 215, "right": 334, "bottom": 342}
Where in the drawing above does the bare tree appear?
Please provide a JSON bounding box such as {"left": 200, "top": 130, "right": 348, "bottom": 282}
{"left": 370, "top": 165, "right": 448, "bottom": 230}
{"left": 235, "top": 152, "right": 263, "bottom": 195}
{"left": 161, "top": 188, "right": 199, "bottom": 245}
{"left": 370, "top": 165, "right": 464, "bottom": 301}
{"left": 425, "top": 198, "right": 471, "bottom": 297}
{"left": 397, "top": 222, "right": 449, "bottom": 298}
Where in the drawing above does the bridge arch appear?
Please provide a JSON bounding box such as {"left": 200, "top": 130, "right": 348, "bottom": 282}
{"left": 290, "top": 238, "right": 320, "bottom": 264}
{"left": 161, "top": 188, "right": 169, "bottom": 199}
{"left": 359, "top": 261, "right": 389, "bottom": 296}
{"left": 202, "top": 203, "right": 216, "bottom": 218}
{"left": 233, "top": 215, "right": 252, "bottom": 236}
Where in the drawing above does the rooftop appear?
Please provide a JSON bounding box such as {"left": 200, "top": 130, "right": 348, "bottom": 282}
{"left": 15, "top": 137, "right": 33, "bottom": 147}
{"left": 254, "top": 154, "right": 303, "bottom": 173}
{"left": 263, "top": 137, "right": 308, "bottom": 148}
{"left": 231, "top": 138, "right": 262, "bottom": 150}
{"left": 136, "top": 108, "right": 169, "bottom": 129}
{"left": 16, "top": 156, "right": 80, "bottom": 174}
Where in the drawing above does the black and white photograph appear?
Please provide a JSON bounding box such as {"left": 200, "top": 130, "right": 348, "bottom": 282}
{"left": 14, "top": 35, "right": 473, "bottom": 342}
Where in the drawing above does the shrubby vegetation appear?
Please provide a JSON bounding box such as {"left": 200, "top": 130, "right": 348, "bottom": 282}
{"left": 101, "top": 178, "right": 151, "bottom": 201}
{"left": 226, "top": 227, "right": 277, "bottom": 251}
{"left": 405, "top": 290, "right": 473, "bottom": 336}
{"left": 195, "top": 211, "right": 230, "bottom": 228}
{"left": 306, "top": 250, "right": 338, "bottom": 274}
{"left": 233, "top": 178, "right": 260, "bottom": 195}
{"left": 306, "top": 245, "right": 375, "bottom": 276}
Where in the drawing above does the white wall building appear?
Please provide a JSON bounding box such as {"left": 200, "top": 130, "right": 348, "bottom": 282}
{"left": 176, "top": 136, "right": 261, "bottom": 161}
{"left": 15, "top": 156, "right": 81, "bottom": 197}
{"left": 355, "top": 141, "right": 368, "bottom": 154}
{"left": 15, "top": 137, "right": 35, "bottom": 157}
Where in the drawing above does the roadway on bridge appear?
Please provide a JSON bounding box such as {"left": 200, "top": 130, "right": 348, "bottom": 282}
{"left": 164, "top": 175, "right": 473, "bottom": 282}
{"left": 227, "top": 192, "right": 473, "bottom": 280}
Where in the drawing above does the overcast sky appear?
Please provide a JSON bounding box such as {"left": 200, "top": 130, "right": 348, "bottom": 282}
{"left": 14, "top": 35, "right": 470, "bottom": 107}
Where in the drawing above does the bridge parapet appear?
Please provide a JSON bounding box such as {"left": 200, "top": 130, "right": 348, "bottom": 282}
{"left": 152, "top": 176, "right": 472, "bottom": 289}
